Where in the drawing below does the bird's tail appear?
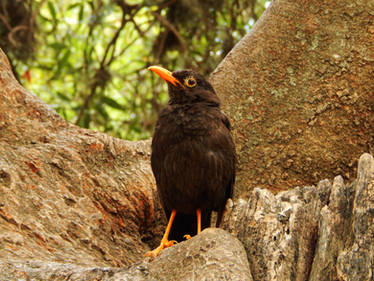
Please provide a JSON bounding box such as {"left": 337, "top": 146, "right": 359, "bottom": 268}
{"left": 168, "top": 211, "right": 211, "bottom": 242}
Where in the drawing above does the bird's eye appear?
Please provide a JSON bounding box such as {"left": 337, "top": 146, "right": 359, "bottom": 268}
{"left": 184, "top": 77, "right": 197, "bottom": 88}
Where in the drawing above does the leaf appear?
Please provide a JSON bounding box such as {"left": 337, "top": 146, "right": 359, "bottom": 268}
{"left": 59, "top": 50, "right": 71, "bottom": 67}
{"left": 49, "top": 42, "right": 66, "bottom": 50}
{"left": 102, "top": 96, "right": 124, "bottom": 110}
{"left": 48, "top": 1, "right": 57, "bottom": 22}
{"left": 56, "top": 91, "right": 71, "bottom": 102}
{"left": 96, "top": 103, "right": 109, "bottom": 119}
{"left": 78, "top": 5, "right": 84, "bottom": 22}
{"left": 49, "top": 50, "right": 71, "bottom": 80}
{"left": 67, "top": 3, "right": 81, "bottom": 10}
{"left": 38, "top": 14, "right": 51, "bottom": 23}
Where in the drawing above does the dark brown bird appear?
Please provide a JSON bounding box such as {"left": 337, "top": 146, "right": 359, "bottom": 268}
{"left": 145, "top": 66, "right": 235, "bottom": 257}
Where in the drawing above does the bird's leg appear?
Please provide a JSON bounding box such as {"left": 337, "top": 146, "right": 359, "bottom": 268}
{"left": 184, "top": 209, "right": 202, "bottom": 240}
{"left": 144, "top": 209, "right": 177, "bottom": 258}
{"left": 196, "top": 208, "right": 201, "bottom": 234}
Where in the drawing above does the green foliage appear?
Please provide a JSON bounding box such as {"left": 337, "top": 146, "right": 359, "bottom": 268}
{"left": 1, "top": 0, "right": 269, "bottom": 140}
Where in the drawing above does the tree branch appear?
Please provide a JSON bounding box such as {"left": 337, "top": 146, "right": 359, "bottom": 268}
{"left": 151, "top": 11, "right": 187, "bottom": 54}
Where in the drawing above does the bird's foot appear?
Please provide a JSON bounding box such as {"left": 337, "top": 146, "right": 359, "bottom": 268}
{"left": 183, "top": 234, "right": 192, "bottom": 240}
{"left": 144, "top": 238, "right": 177, "bottom": 258}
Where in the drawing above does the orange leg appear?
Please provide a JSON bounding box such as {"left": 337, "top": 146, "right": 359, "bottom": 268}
{"left": 145, "top": 209, "right": 177, "bottom": 258}
{"left": 184, "top": 209, "right": 202, "bottom": 240}
{"left": 196, "top": 208, "right": 201, "bottom": 234}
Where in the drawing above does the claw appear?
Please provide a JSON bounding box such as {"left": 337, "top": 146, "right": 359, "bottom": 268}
{"left": 144, "top": 238, "right": 177, "bottom": 258}
{"left": 183, "top": 209, "right": 201, "bottom": 240}
{"left": 166, "top": 240, "right": 177, "bottom": 246}
{"left": 144, "top": 210, "right": 177, "bottom": 258}
{"left": 183, "top": 234, "right": 192, "bottom": 240}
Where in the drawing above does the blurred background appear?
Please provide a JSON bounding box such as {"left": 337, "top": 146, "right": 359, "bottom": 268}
{"left": 0, "top": 0, "right": 269, "bottom": 140}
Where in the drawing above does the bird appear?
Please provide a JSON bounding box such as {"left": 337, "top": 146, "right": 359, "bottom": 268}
{"left": 145, "top": 66, "right": 236, "bottom": 258}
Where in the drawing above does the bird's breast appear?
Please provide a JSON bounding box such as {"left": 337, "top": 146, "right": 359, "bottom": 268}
{"left": 159, "top": 105, "right": 218, "bottom": 137}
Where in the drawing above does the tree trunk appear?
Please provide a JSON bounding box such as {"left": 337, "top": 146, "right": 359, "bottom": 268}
{"left": 222, "top": 153, "right": 374, "bottom": 281}
{"left": 211, "top": 0, "right": 374, "bottom": 195}
{"left": 0, "top": 48, "right": 164, "bottom": 267}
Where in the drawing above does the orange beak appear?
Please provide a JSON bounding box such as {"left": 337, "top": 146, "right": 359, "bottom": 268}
{"left": 148, "top": 66, "right": 182, "bottom": 87}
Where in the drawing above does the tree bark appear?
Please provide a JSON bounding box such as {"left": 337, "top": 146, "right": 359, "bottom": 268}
{"left": 211, "top": 0, "right": 374, "bottom": 194}
{"left": 0, "top": 48, "right": 164, "bottom": 267}
{"left": 222, "top": 153, "right": 374, "bottom": 281}
{"left": 0, "top": 229, "right": 253, "bottom": 281}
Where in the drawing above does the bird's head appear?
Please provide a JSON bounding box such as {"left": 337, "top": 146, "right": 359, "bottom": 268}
{"left": 148, "top": 66, "right": 219, "bottom": 105}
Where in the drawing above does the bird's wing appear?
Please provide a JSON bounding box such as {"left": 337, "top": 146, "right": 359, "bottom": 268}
{"left": 215, "top": 111, "right": 236, "bottom": 227}
{"left": 221, "top": 111, "right": 232, "bottom": 131}
{"left": 220, "top": 110, "right": 235, "bottom": 196}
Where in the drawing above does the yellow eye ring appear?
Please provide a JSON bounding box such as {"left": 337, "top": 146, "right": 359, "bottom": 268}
{"left": 184, "top": 76, "right": 197, "bottom": 88}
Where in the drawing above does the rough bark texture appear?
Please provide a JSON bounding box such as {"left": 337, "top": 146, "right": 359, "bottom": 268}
{"left": 0, "top": 229, "right": 252, "bottom": 281}
{"left": 222, "top": 153, "right": 374, "bottom": 281}
{"left": 0, "top": 48, "right": 164, "bottom": 267}
{"left": 211, "top": 0, "right": 374, "bottom": 194}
